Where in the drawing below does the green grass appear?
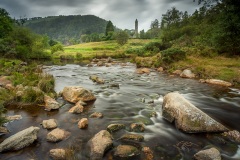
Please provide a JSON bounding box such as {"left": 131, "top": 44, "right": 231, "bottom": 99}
{"left": 60, "top": 39, "right": 154, "bottom": 59}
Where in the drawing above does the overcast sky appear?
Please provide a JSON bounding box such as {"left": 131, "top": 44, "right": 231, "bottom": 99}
{"left": 0, "top": 0, "right": 200, "bottom": 31}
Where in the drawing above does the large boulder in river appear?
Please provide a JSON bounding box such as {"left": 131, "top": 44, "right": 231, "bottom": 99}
{"left": 62, "top": 86, "right": 96, "bottom": 103}
{"left": 194, "top": 147, "right": 221, "bottom": 160}
{"left": 162, "top": 92, "right": 229, "bottom": 133}
{"left": 87, "top": 130, "right": 113, "bottom": 160}
{"left": 0, "top": 126, "right": 39, "bottom": 152}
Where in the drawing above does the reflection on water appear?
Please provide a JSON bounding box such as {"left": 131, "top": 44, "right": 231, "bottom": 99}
{"left": 1, "top": 62, "right": 240, "bottom": 160}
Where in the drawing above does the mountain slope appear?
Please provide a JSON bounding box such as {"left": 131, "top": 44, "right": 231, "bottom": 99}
{"left": 25, "top": 15, "right": 108, "bottom": 43}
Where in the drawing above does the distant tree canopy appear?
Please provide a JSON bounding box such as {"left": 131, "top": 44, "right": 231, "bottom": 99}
{"left": 115, "top": 31, "right": 129, "bottom": 46}
{"left": 158, "top": 0, "right": 240, "bottom": 55}
{"left": 25, "top": 15, "right": 109, "bottom": 44}
{"left": 105, "top": 21, "right": 114, "bottom": 36}
{"left": 0, "top": 8, "right": 13, "bottom": 38}
{"left": 0, "top": 8, "right": 50, "bottom": 59}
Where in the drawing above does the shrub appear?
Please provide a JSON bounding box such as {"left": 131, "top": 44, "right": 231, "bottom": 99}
{"left": 21, "top": 87, "right": 44, "bottom": 104}
{"left": 116, "top": 31, "right": 129, "bottom": 46}
{"left": 51, "top": 43, "right": 64, "bottom": 54}
{"left": 161, "top": 48, "right": 186, "bottom": 64}
{"left": 76, "top": 52, "right": 83, "bottom": 60}
{"left": 38, "top": 74, "right": 55, "bottom": 93}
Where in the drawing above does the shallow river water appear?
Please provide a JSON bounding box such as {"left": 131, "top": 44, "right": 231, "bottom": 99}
{"left": 1, "top": 62, "right": 240, "bottom": 160}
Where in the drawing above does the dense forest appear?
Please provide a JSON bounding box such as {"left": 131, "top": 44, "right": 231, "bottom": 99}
{"left": 25, "top": 15, "right": 109, "bottom": 44}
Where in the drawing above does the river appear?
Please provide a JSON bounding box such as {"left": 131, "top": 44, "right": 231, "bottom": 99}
{"left": 1, "top": 61, "right": 240, "bottom": 160}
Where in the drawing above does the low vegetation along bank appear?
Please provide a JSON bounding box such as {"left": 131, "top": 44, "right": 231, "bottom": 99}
{"left": 0, "top": 59, "right": 56, "bottom": 126}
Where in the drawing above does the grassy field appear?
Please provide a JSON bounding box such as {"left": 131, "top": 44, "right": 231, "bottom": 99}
{"left": 54, "top": 39, "right": 154, "bottom": 59}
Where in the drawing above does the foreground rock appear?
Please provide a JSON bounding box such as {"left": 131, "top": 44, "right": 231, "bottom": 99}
{"left": 62, "top": 86, "right": 96, "bottom": 103}
{"left": 89, "top": 75, "right": 105, "bottom": 84}
{"left": 162, "top": 92, "right": 229, "bottom": 133}
{"left": 205, "top": 79, "right": 232, "bottom": 87}
{"left": 222, "top": 130, "right": 240, "bottom": 143}
{"left": 49, "top": 148, "right": 66, "bottom": 160}
{"left": 44, "top": 95, "right": 60, "bottom": 111}
{"left": 194, "top": 147, "right": 221, "bottom": 160}
{"left": 119, "top": 134, "right": 144, "bottom": 142}
{"left": 78, "top": 118, "right": 88, "bottom": 129}
{"left": 180, "top": 69, "right": 195, "bottom": 78}
{"left": 114, "top": 145, "right": 140, "bottom": 158}
{"left": 42, "top": 119, "right": 58, "bottom": 129}
{"left": 0, "top": 126, "right": 39, "bottom": 152}
{"left": 47, "top": 128, "right": 70, "bottom": 142}
{"left": 107, "top": 124, "right": 125, "bottom": 133}
{"left": 87, "top": 130, "right": 113, "bottom": 160}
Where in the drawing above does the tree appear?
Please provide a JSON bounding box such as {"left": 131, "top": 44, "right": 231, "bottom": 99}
{"left": 116, "top": 31, "right": 129, "bottom": 46}
{"left": 51, "top": 43, "right": 64, "bottom": 54}
{"left": 140, "top": 29, "right": 145, "bottom": 39}
{"left": 105, "top": 21, "right": 114, "bottom": 36}
{"left": 0, "top": 8, "right": 13, "bottom": 38}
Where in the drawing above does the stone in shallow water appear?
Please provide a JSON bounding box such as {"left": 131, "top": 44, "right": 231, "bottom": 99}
{"left": 0, "top": 126, "right": 39, "bottom": 152}
{"left": 114, "top": 145, "right": 140, "bottom": 158}
{"left": 194, "top": 147, "right": 221, "bottom": 160}
{"left": 47, "top": 128, "right": 70, "bottom": 142}
{"left": 89, "top": 112, "right": 103, "bottom": 118}
{"left": 78, "top": 118, "right": 88, "bottom": 129}
{"left": 62, "top": 86, "right": 96, "bottom": 103}
{"left": 162, "top": 92, "right": 229, "bottom": 133}
{"left": 205, "top": 79, "right": 232, "bottom": 87}
{"left": 130, "top": 123, "right": 145, "bottom": 132}
{"left": 42, "top": 119, "right": 58, "bottom": 129}
{"left": 119, "top": 134, "right": 144, "bottom": 142}
{"left": 222, "top": 130, "right": 240, "bottom": 143}
{"left": 107, "top": 124, "right": 125, "bottom": 133}
{"left": 87, "top": 130, "right": 113, "bottom": 160}
{"left": 49, "top": 148, "right": 66, "bottom": 160}
{"left": 44, "top": 95, "right": 60, "bottom": 111}
{"left": 6, "top": 115, "right": 22, "bottom": 121}
{"left": 69, "top": 104, "right": 84, "bottom": 114}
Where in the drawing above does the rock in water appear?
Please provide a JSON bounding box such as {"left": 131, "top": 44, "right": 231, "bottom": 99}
{"left": 47, "top": 128, "right": 70, "bottom": 142}
{"left": 194, "top": 147, "right": 221, "bottom": 160}
{"left": 42, "top": 119, "right": 58, "bottom": 129}
{"left": 114, "top": 145, "right": 140, "bottom": 158}
{"left": 44, "top": 95, "right": 60, "bottom": 111}
{"left": 62, "top": 86, "right": 96, "bottom": 103}
{"left": 107, "top": 124, "right": 125, "bottom": 133}
{"left": 87, "top": 130, "right": 113, "bottom": 160}
{"left": 89, "top": 75, "right": 105, "bottom": 84}
{"left": 49, "top": 148, "right": 66, "bottom": 160}
{"left": 78, "top": 118, "right": 88, "bottom": 129}
{"left": 180, "top": 69, "right": 195, "bottom": 78}
{"left": 162, "top": 92, "right": 229, "bottom": 133}
{"left": 205, "top": 79, "right": 232, "bottom": 87}
{"left": 0, "top": 126, "right": 39, "bottom": 152}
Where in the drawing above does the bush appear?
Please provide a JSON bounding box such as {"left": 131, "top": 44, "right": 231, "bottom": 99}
{"left": 116, "top": 31, "right": 129, "bottom": 46}
{"left": 21, "top": 87, "right": 44, "bottom": 104}
{"left": 60, "top": 55, "right": 74, "bottom": 60}
{"left": 51, "top": 43, "right": 64, "bottom": 54}
{"left": 161, "top": 48, "right": 186, "bottom": 64}
{"left": 38, "top": 74, "right": 55, "bottom": 93}
{"left": 76, "top": 52, "right": 83, "bottom": 60}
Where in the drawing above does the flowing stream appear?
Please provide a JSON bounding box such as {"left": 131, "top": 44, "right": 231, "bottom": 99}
{"left": 1, "top": 62, "right": 240, "bottom": 160}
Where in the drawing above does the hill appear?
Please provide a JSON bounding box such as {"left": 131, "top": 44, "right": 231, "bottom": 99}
{"left": 24, "top": 15, "right": 108, "bottom": 44}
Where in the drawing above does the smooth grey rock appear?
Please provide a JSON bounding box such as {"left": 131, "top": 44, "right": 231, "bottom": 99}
{"left": 162, "top": 92, "right": 229, "bottom": 133}
{"left": 0, "top": 126, "right": 39, "bottom": 152}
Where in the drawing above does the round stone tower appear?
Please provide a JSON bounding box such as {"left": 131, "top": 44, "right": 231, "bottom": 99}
{"left": 135, "top": 19, "right": 138, "bottom": 38}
